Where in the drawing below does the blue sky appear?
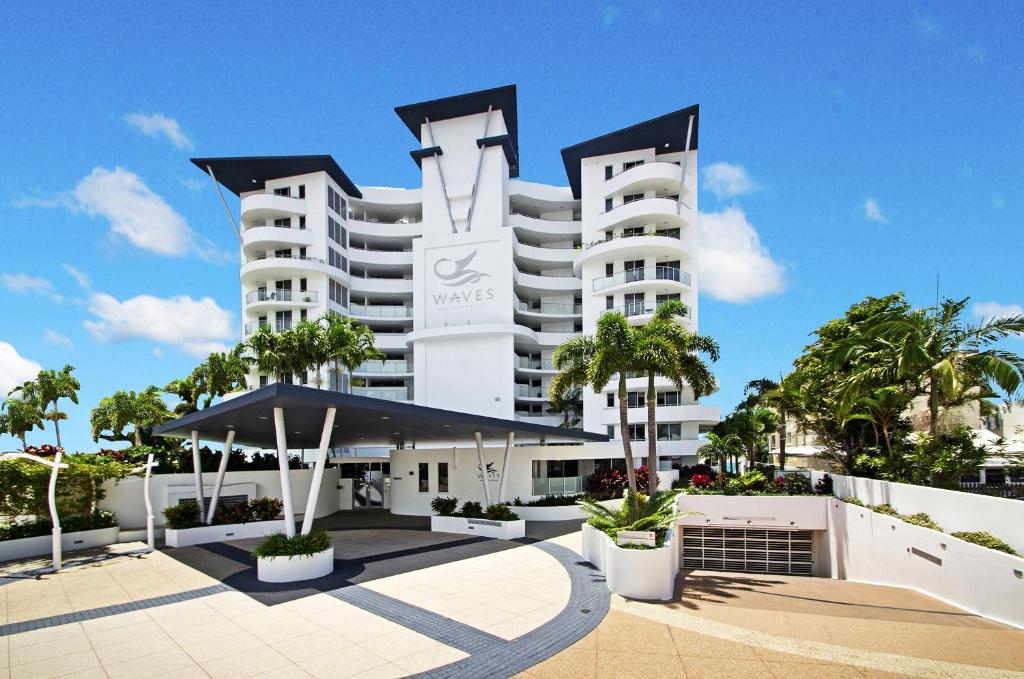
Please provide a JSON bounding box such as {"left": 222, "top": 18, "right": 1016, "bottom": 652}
{"left": 1, "top": 2, "right": 1022, "bottom": 452}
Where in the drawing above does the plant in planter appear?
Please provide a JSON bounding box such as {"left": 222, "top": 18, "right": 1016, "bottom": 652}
{"left": 213, "top": 502, "right": 253, "bottom": 525}
{"left": 250, "top": 497, "right": 283, "bottom": 521}
{"left": 253, "top": 529, "right": 334, "bottom": 582}
{"left": 483, "top": 504, "right": 520, "bottom": 521}
{"left": 578, "top": 488, "right": 688, "bottom": 549}
{"left": 950, "top": 531, "right": 1019, "bottom": 556}
{"left": 162, "top": 502, "right": 201, "bottom": 529}
{"left": 253, "top": 529, "right": 331, "bottom": 559}
{"left": 430, "top": 496, "right": 459, "bottom": 516}
{"left": 460, "top": 501, "right": 484, "bottom": 518}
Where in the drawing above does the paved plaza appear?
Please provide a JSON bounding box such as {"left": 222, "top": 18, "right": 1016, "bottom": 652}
{"left": 1, "top": 517, "right": 1022, "bottom": 678}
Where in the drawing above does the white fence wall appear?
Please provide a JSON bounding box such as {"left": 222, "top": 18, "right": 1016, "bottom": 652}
{"left": 812, "top": 472, "right": 1024, "bottom": 554}
{"left": 829, "top": 499, "right": 1024, "bottom": 629}
{"left": 100, "top": 467, "right": 341, "bottom": 529}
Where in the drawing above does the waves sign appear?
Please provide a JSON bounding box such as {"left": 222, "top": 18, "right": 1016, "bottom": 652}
{"left": 425, "top": 241, "right": 500, "bottom": 325}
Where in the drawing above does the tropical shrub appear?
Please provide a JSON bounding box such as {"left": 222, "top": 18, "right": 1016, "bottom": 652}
{"left": 213, "top": 502, "right": 252, "bottom": 525}
{"left": 0, "top": 511, "right": 116, "bottom": 541}
{"left": 870, "top": 503, "right": 899, "bottom": 516}
{"left": 780, "top": 473, "right": 812, "bottom": 495}
{"left": 736, "top": 469, "right": 769, "bottom": 492}
{"left": 512, "top": 494, "right": 588, "bottom": 507}
{"left": 689, "top": 473, "right": 713, "bottom": 489}
{"left": 430, "top": 496, "right": 459, "bottom": 516}
{"left": 253, "top": 529, "right": 331, "bottom": 558}
{"left": 586, "top": 466, "right": 651, "bottom": 500}
{"left": 950, "top": 531, "right": 1019, "bottom": 556}
{"left": 577, "top": 489, "right": 690, "bottom": 549}
{"left": 483, "top": 504, "right": 520, "bottom": 521}
{"left": 0, "top": 451, "right": 133, "bottom": 521}
{"left": 842, "top": 497, "right": 864, "bottom": 506}
{"left": 676, "top": 463, "right": 717, "bottom": 480}
{"left": 814, "top": 474, "right": 834, "bottom": 495}
{"left": 250, "top": 497, "right": 283, "bottom": 521}
{"left": 162, "top": 502, "right": 201, "bottom": 529}
{"left": 900, "top": 512, "right": 942, "bottom": 531}
{"left": 460, "top": 501, "right": 484, "bottom": 518}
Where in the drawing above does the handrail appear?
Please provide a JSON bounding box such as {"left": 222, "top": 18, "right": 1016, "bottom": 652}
{"left": 593, "top": 266, "right": 691, "bottom": 291}
{"left": 606, "top": 160, "right": 695, "bottom": 181}
{"left": 347, "top": 213, "right": 422, "bottom": 224}
{"left": 245, "top": 290, "right": 319, "bottom": 304}
{"left": 509, "top": 211, "right": 581, "bottom": 224}
{"left": 580, "top": 230, "right": 682, "bottom": 251}
{"left": 601, "top": 195, "right": 678, "bottom": 215}
{"left": 516, "top": 357, "right": 556, "bottom": 370}
{"left": 354, "top": 360, "right": 413, "bottom": 374}
{"left": 351, "top": 387, "right": 412, "bottom": 401}
{"left": 250, "top": 254, "right": 326, "bottom": 264}
{"left": 515, "top": 384, "right": 547, "bottom": 398}
{"left": 243, "top": 320, "right": 293, "bottom": 334}
{"left": 349, "top": 304, "right": 413, "bottom": 318}
{"left": 514, "top": 298, "right": 582, "bottom": 315}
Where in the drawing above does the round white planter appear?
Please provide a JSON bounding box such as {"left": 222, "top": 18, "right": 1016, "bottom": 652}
{"left": 257, "top": 546, "right": 334, "bottom": 583}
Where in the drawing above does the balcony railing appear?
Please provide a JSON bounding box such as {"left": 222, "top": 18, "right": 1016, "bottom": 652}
{"left": 250, "top": 253, "right": 326, "bottom": 265}
{"left": 516, "top": 357, "right": 556, "bottom": 371}
{"left": 532, "top": 476, "right": 585, "bottom": 495}
{"left": 351, "top": 387, "right": 412, "bottom": 401}
{"left": 515, "top": 299, "right": 582, "bottom": 315}
{"left": 354, "top": 360, "right": 413, "bottom": 374}
{"left": 509, "top": 211, "right": 581, "bottom": 223}
{"left": 592, "top": 266, "right": 690, "bottom": 291}
{"left": 348, "top": 213, "right": 422, "bottom": 224}
{"left": 581, "top": 230, "right": 682, "bottom": 251}
{"left": 349, "top": 304, "right": 413, "bottom": 318}
{"left": 243, "top": 320, "right": 292, "bottom": 335}
{"left": 245, "top": 290, "right": 319, "bottom": 305}
{"left": 515, "top": 384, "right": 547, "bottom": 399}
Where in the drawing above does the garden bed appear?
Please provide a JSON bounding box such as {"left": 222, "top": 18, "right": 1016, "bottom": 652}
{"left": 430, "top": 515, "right": 526, "bottom": 540}
{"left": 164, "top": 520, "right": 286, "bottom": 548}
{"left": 583, "top": 523, "right": 678, "bottom": 600}
{"left": 0, "top": 526, "right": 121, "bottom": 563}
{"left": 257, "top": 546, "right": 334, "bottom": 583}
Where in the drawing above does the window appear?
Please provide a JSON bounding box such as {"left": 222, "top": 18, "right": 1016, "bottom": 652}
{"left": 624, "top": 292, "right": 645, "bottom": 316}
{"left": 623, "top": 226, "right": 644, "bottom": 238}
{"left": 606, "top": 295, "right": 614, "bottom": 310}
{"left": 627, "top": 424, "right": 646, "bottom": 440}
{"left": 299, "top": 216, "right": 306, "bottom": 229}
{"left": 273, "top": 217, "right": 291, "bottom": 228}
{"left": 273, "top": 187, "right": 290, "bottom": 197}
{"left": 328, "top": 279, "right": 348, "bottom": 307}
{"left": 622, "top": 160, "right": 644, "bottom": 172}
{"left": 604, "top": 197, "right": 613, "bottom": 212}
{"left": 606, "top": 425, "right": 615, "bottom": 439}
{"left": 418, "top": 463, "right": 429, "bottom": 492}
{"left": 623, "top": 192, "right": 644, "bottom": 204}
{"left": 328, "top": 186, "right": 347, "bottom": 216}
{"left": 657, "top": 423, "right": 682, "bottom": 441}
{"left": 605, "top": 263, "right": 614, "bottom": 276}
{"left": 329, "top": 248, "right": 345, "bottom": 270}
{"left": 656, "top": 293, "right": 681, "bottom": 306}
{"left": 438, "top": 463, "right": 449, "bottom": 493}
{"left": 626, "top": 391, "right": 644, "bottom": 408}
{"left": 985, "top": 468, "right": 1006, "bottom": 485}
{"left": 259, "top": 375, "right": 268, "bottom": 387}
{"left": 328, "top": 217, "right": 348, "bottom": 247}
{"left": 606, "top": 393, "right": 614, "bottom": 407}
{"left": 657, "top": 391, "right": 681, "bottom": 406}
{"left": 298, "top": 184, "right": 305, "bottom": 199}
{"left": 604, "top": 165, "right": 613, "bottom": 180}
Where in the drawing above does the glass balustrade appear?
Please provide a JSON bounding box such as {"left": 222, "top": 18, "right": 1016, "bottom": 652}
{"left": 351, "top": 387, "right": 412, "bottom": 401}
{"left": 592, "top": 266, "right": 691, "bottom": 291}
{"left": 243, "top": 320, "right": 293, "bottom": 335}
{"left": 516, "top": 357, "right": 556, "bottom": 370}
{"left": 349, "top": 304, "right": 413, "bottom": 318}
{"left": 245, "top": 290, "right": 318, "bottom": 305}
{"left": 354, "top": 360, "right": 413, "bottom": 374}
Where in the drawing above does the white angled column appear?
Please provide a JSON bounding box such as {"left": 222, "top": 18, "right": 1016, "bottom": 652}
{"left": 191, "top": 430, "right": 206, "bottom": 522}
{"left": 474, "top": 432, "right": 492, "bottom": 506}
{"left": 273, "top": 408, "right": 296, "bottom": 537}
{"left": 497, "top": 432, "right": 514, "bottom": 503}
{"left": 301, "top": 408, "right": 336, "bottom": 535}
{"left": 206, "top": 429, "right": 236, "bottom": 524}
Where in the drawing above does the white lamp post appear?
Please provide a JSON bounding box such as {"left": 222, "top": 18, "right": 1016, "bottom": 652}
{"left": 0, "top": 451, "right": 69, "bottom": 572}
{"left": 129, "top": 453, "right": 159, "bottom": 550}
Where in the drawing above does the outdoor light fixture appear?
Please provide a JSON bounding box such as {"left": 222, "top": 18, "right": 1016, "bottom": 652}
{"left": 380, "top": 416, "right": 390, "bottom": 420}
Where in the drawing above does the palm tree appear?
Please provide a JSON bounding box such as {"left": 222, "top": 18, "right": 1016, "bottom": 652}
{"left": 90, "top": 386, "right": 172, "bottom": 447}
{"left": 321, "top": 314, "right": 384, "bottom": 392}
{"left": 728, "top": 406, "right": 780, "bottom": 469}
{"left": 291, "top": 319, "right": 330, "bottom": 388}
{"left": 851, "top": 297, "right": 1024, "bottom": 438}
{"left": 18, "top": 365, "right": 80, "bottom": 449}
{"left": 547, "top": 386, "right": 583, "bottom": 428}
{"left": 633, "top": 300, "right": 719, "bottom": 494}
{"left": 199, "top": 349, "right": 250, "bottom": 405}
{"left": 697, "top": 431, "right": 742, "bottom": 479}
{"left": 245, "top": 326, "right": 292, "bottom": 383}
{"left": 551, "top": 313, "right": 643, "bottom": 492}
{"left": 164, "top": 375, "right": 203, "bottom": 415}
{"left": 748, "top": 376, "right": 808, "bottom": 470}
{"left": 1, "top": 397, "right": 44, "bottom": 450}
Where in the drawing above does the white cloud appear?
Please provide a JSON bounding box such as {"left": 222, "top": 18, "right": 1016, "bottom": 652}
{"left": 697, "top": 207, "right": 786, "bottom": 303}
{"left": 62, "top": 264, "right": 91, "bottom": 291}
{"left": 1, "top": 273, "right": 62, "bottom": 302}
{"left": 43, "top": 329, "right": 73, "bottom": 349}
{"left": 70, "top": 167, "right": 226, "bottom": 261}
{"left": 124, "top": 113, "right": 194, "bottom": 150}
{"left": 863, "top": 197, "right": 889, "bottom": 224}
{"left": 702, "top": 162, "right": 759, "bottom": 200}
{"left": 84, "top": 292, "right": 234, "bottom": 357}
{"left": 0, "top": 342, "right": 41, "bottom": 396}
{"left": 973, "top": 302, "right": 1024, "bottom": 328}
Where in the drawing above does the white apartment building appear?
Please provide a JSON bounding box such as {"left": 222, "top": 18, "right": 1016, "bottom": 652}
{"left": 194, "top": 85, "right": 718, "bottom": 473}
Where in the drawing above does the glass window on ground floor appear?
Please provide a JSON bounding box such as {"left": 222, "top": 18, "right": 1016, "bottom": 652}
{"left": 657, "top": 423, "right": 682, "bottom": 441}
{"left": 418, "top": 462, "right": 429, "bottom": 492}
{"left": 532, "top": 456, "right": 654, "bottom": 495}
{"left": 438, "top": 462, "right": 449, "bottom": 493}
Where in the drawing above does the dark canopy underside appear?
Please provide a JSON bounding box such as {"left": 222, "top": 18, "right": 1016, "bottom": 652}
{"left": 153, "top": 383, "right": 607, "bottom": 449}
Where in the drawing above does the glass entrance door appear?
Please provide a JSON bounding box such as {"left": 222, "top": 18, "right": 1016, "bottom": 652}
{"left": 352, "top": 462, "right": 390, "bottom": 508}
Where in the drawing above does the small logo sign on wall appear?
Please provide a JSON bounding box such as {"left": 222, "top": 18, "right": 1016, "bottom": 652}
{"left": 425, "top": 240, "right": 501, "bottom": 326}
{"left": 433, "top": 250, "right": 490, "bottom": 287}
{"left": 477, "top": 462, "right": 500, "bottom": 482}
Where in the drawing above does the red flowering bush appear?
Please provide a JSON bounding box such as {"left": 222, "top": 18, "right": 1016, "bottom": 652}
{"left": 690, "top": 473, "right": 712, "bottom": 488}
{"left": 586, "top": 466, "right": 650, "bottom": 500}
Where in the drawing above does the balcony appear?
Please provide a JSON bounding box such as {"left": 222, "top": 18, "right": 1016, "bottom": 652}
{"left": 351, "top": 387, "right": 412, "bottom": 402}
{"left": 516, "top": 356, "right": 556, "bottom": 372}
{"left": 515, "top": 384, "right": 548, "bottom": 400}
{"left": 242, "top": 225, "right": 315, "bottom": 252}
{"left": 349, "top": 304, "right": 413, "bottom": 319}
{"left": 241, "top": 192, "right": 307, "bottom": 222}
{"left": 597, "top": 197, "right": 689, "bottom": 233}
{"left": 604, "top": 161, "right": 695, "bottom": 198}
{"left": 592, "top": 266, "right": 691, "bottom": 292}
{"left": 532, "top": 475, "right": 586, "bottom": 495}
{"left": 514, "top": 298, "right": 582, "bottom": 317}
{"left": 508, "top": 212, "right": 581, "bottom": 239}
{"left": 346, "top": 214, "right": 422, "bottom": 239}
{"left": 243, "top": 320, "right": 292, "bottom": 336}
{"left": 349, "top": 275, "right": 414, "bottom": 295}
{"left": 514, "top": 270, "right": 581, "bottom": 295}
{"left": 245, "top": 289, "right": 319, "bottom": 309}
{"left": 353, "top": 360, "right": 413, "bottom": 375}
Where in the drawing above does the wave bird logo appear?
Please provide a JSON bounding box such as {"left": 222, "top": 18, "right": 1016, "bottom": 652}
{"left": 433, "top": 249, "right": 491, "bottom": 287}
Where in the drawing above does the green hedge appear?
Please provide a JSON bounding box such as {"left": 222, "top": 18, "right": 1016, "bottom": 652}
{"left": 0, "top": 511, "right": 117, "bottom": 541}
{"left": 253, "top": 529, "right": 331, "bottom": 558}
{"left": 951, "top": 531, "right": 1019, "bottom": 557}
{"left": 0, "top": 454, "right": 133, "bottom": 524}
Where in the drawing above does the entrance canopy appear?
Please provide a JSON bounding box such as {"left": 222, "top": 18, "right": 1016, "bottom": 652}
{"left": 153, "top": 383, "right": 606, "bottom": 449}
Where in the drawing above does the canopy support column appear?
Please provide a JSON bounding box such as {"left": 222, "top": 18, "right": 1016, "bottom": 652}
{"left": 273, "top": 408, "right": 296, "bottom": 537}
{"left": 206, "top": 429, "right": 236, "bottom": 524}
{"left": 497, "top": 432, "right": 514, "bottom": 503}
{"left": 191, "top": 430, "right": 206, "bottom": 523}
{"left": 474, "top": 432, "right": 492, "bottom": 506}
{"left": 301, "top": 408, "right": 337, "bottom": 535}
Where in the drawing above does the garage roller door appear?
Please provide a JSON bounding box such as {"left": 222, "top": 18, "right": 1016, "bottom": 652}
{"left": 681, "top": 526, "right": 814, "bottom": 575}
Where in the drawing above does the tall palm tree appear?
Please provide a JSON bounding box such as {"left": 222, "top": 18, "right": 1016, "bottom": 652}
{"left": 728, "top": 406, "right": 780, "bottom": 468}
{"left": 292, "top": 319, "right": 330, "bottom": 388}
{"left": 748, "top": 376, "right": 808, "bottom": 470}
{"left": 11, "top": 365, "right": 80, "bottom": 449}
{"left": 849, "top": 297, "right": 1024, "bottom": 438}
{"left": 245, "top": 326, "right": 292, "bottom": 383}
{"left": 321, "top": 314, "right": 384, "bottom": 393}
{"left": 552, "top": 313, "right": 643, "bottom": 492}
{"left": 697, "top": 431, "right": 742, "bottom": 479}
{"left": 90, "top": 386, "right": 172, "bottom": 447}
{"left": 547, "top": 386, "right": 583, "bottom": 428}
{"left": 634, "top": 300, "right": 719, "bottom": 493}
{"left": 1, "top": 397, "right": 44, "bottom": 450}
{"left": 199, "top": 349, "right": 250, "bottom": 404}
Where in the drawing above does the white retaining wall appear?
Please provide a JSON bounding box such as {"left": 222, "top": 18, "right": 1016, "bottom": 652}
{"left": 829, "top": 499, "right": 1024, "bottom": 629}
{"left": 100, "top": 467, "right": 341, "bottom": 529}
{"left": 813, "top": 472, "right": 1024, "bottom": 554}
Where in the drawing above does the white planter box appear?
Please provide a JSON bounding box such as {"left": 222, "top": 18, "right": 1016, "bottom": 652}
{"left": 0, "top": 526, "right": 120, "bottom": 563}
{"left": 581, "top": 522, "right": 605, "bottom": 571}
{"left": 429, "top": 515, "right": 526, "bottom": 540}
{"left": 602, "top": 528, "right": 678, "bottom": 601}
{"left": 678, "top": 494, "right": 828, "bottom": 530}
{"left": 257, "top": 546, "right": 334, "bottom": 583}
{"left": 165, "top": 520, "right": 286, "bottom": 548}
{"left": 513, "top": 505, "right": 587, "bottom": 522}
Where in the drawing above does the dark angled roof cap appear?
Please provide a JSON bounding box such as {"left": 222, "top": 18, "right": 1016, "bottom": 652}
{"left": 153, "top": 383, "right": 607, "bottom": 449}
{"left": 395, "top": 85, "right": 519, "bottom": 178}
{"left": 192, "top": 155, "right": 362, "bottom": 199}
{"left": 560, "top": 104, "right": 699, "bottom": 198}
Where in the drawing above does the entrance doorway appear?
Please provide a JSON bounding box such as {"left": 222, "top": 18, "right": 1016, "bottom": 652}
{"left": 343, "top": 461, "right": 391, "bottom": 509}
